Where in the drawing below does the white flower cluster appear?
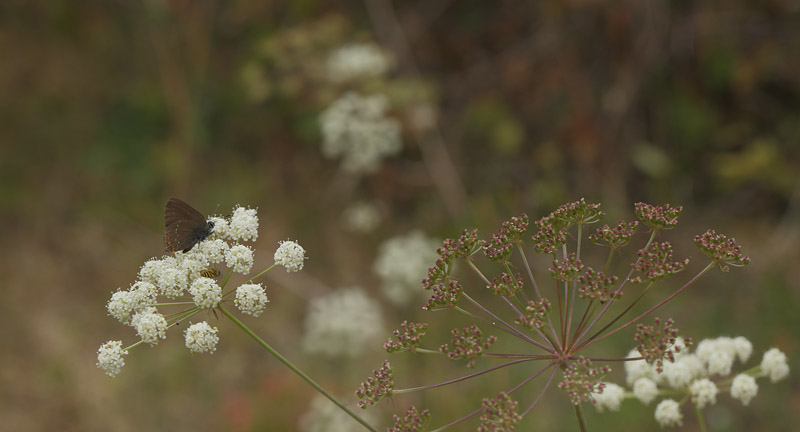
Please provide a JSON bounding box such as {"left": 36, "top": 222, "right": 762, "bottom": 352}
{"left": 319, "top": 92, "right": 402, "bottom": 173}
{"left": 274, "top": 240, "right": 306, "bottom": 272}
{"left": 184, "top": 322, "right": 220, "bottom": 354}
{"left": 326, "top": 43, "right": 390, "bottom": 82}
{"left": 235, "top": 283, "right": 269, "bottom": 317}
{"left": 373, "top": 231, "right": 440, "bottom": 306}
{"left": 299, "top": 395, "right": 378, "bottom": 432}
{"left": 592, "top": 336, "right": 789, "bottom": 428}
{"left": 301, "top": 287, "right": 384, "bottom": 357}
{"left": 341, "top": 201, "right": 381, "bottom": 233}
{"left": 96, "top": 341, "right": 127, "bottom": 378}
{"left": 98, "top": 204, "right": 304, "bottom": 377}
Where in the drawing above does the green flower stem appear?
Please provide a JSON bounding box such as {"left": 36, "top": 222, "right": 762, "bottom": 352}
{"left": 576, "top": 261, "right": 715, "bottom": 352}
{"left": 219, "top": 305, "right": 377, "bottom": 432}
{"left": 517, "top": 245, "right": 561, "bottom": 346}
{"left": 154, "top": 302, "right": 195, "bottom": 306}
{"left": 220, "top": 268, "right": 234, "bottom": 289}
{"left": 565, "top": 224, "right": 583, "bottom": 348}
{"left": 222, "top": 264, "right": 276, "bottom": 297}
{"left": 123, "top": 340, "right": 145, "bottom": 351}
{"left": 413, "top": 348, "right": 443, "bottom": 355}
{"left": 574, "top": 402, "right": 588, "bottom": 432}
{"left": 696, "top": 403, "right": 708, "bottom": 432}
{"left": 245, "top": 263, "right": 276, "bottom": 284}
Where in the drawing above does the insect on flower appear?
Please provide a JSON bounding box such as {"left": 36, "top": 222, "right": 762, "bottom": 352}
{"left": 164, "top": 197, "right": 215, "bottom": 253}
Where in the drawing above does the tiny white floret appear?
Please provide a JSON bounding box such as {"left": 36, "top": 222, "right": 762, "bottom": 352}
{"left": 184, "top": 321, "right": 220, "bottom": 354}
{"left": 274, "top": 240, "right": 306, "bottom": 272}
{"left": 730, "top": 374, "right": 758, "bottom": 406}
{"left": 654, "top": 399, "right": 682, "bottom": 427}
{"left": 97, "top": 340, "right": 127, "bottom": 377}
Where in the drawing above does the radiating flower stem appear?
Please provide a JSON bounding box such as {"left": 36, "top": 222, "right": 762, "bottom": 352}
{"left": 696, "top": 403, "right": 708, "bottom": 432}
{"left": 219, "top": 305, "right": 377, "bottom": 432}
{"left": 574, "top": 402, "right": 588, "bottom": 432}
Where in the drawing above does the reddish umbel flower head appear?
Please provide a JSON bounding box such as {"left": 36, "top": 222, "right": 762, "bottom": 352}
{"left": 488, "top": 272, "right": 524, "bottom": 297}
{"left": 630, "top": 242, "right": 689, "bottom": 282}
{"left": 484, "top": 232, "right": 513, "bottom": 263}
{"left": 384, "top": 321, "right": 428, "bottom": 353}
{"left": 558, "top": 357, "right": 611, "bottom": 405}
{"left": 694, "top": 229, "right": 750, "bottom": 272}
{"left": 635, "top": 202, "right": 683, "bottom": 231}
{"left": 531, "top": 220, "right": 568, "bottom": 254}
{"left": 484, "top": 213, "right": 531, "bottom": 262}
{"left": 515, "top": 298, "right": 551, "bottom": 330}
{"left": 440, "top": 325, "right": 497, "bottom": 368}
{"left": 578, "top": 267, "right": 620, "bottom": 303}
{"left": 549, "top": 253, "right": 584, "bottom": 282}
{"left": 588, "top": 220, "right": 639, "bottom": 250}
{"left": 501, "top": 213, "right": 529, "bottom": 243}
{"left": 388, "top": 405, "right": 431, "bottom": 432}
{"left": 422, "top": 230, "right": 482, "bottom": 310}
{"left": 478, "top": 393, "right": 522, "bottom": 432}
{"left": 551, "top": 198, "right": 604, "bottom": 226}
{"left": 423, "top": 279, "right": 462, "bottom": 311}
{"left": 634, "top": 317, "right": 692, "bottom": 372}
{"left": 356, "top": 360, "right": 394, "bottom": 408}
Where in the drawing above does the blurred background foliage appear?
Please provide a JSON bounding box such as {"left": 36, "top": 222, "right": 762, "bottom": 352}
{"left": 1, "top": 0, "right": 798, "bottom": 430}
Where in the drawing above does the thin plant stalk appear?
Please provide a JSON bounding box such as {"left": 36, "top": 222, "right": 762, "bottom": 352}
{"left": 219, "top": 305, "right": 378, "bottom": 432}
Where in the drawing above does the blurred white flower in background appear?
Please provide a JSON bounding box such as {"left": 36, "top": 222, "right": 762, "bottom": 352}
{"left": 302, "top": 287, "right": 383, "bottom": 357}
{"left": 320, "top": 92, "right": 402, "bottom": 173}
{"left": 326, "top": 43, "right": 390, "bottom": 82}
{"left": 299, "top": 394, "right": 378, "bottom": 432}
{"left": 373, "top": 231, "right": 440, "bottom": 306}
{"left": 341, "top": 201, "right": 381, "bottom": 233}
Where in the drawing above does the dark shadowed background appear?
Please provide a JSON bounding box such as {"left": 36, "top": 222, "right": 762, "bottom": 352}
{"left": 0, "top": 1, "right": 798, "bottom": 430}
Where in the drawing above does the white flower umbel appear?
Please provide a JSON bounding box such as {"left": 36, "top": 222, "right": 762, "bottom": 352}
{"left": 706, "top": 350, "right": 734, "bottom": 376}
{"left": 107, "top": 284, "right": 155, "bottom": 324}
{"left": 184, "top": 322, "right": 220, "bottom": 354}
{"left": 373, "top": 231, "right": 440, "bottom": 306}
{"left": 235, "top": 283, "right": 269, "bottom": 317}
{"left": 188, "top": 277, "right": 222, "bottom": 309}
{"left": 229, "top": 206, "right": 259, "bottom": 242}
{"left": 326, "top": 43, "right": 390, "bottom": 82}
{"left": 226, "top": 244, "right": 254, "bottom": 274}
{"left": 661, "top": 354, "right": 703, "bottom": 389}
{"left": 341, "top": 201, "right": 381, "bottom": 233}
{"left": 133, "top": 309, "right": 168, "bottom": 345}
{"left": 189, "top": 238, "right": 229, "bottom": 266}
{"left": 274, "top": 240, "right": 306, "bottom": 272}
{"left": 208, "top": 216, "right": 231, "bottom": 240}
{"left": 96, "top": 340, "right": 127, "bottom": 377}
{"left": 625, "top": 349, "right": 659, "bottom": 386}
{"left": 319, "top": 92, "right": 402, "bottom": 173}
{"left": 633, "top": 377, "right": 659, "bottom": 405}
{"left": 730, "top": 374, "right": 758, "bottom": 406}
{"left": 732, "top": 336, "right": 753, "bottom": 362}
{"left": 689, "top": 378, "right": 718, "bottom": 409}
{"left": 138, "top": 258, "right": 166, "bottom": 285}
{"left": 156, "top": 265, "right": 186, "bottom": 298}
{"left": 654, "top": 399, "right": 682, "bottom": 427}
{"left": 302, "top": 287, "right": 383, "bottom": 357}
{"left": 591, "top": 382, "right": 625, "bottom": 412}
{"left": 299, "top": 394, "right": 378, "bottom": 432}
{"left": 760, "top": 348, "right": 789, "bottom": 382}
{"left": 180, "top": 256, "right": 205, "bottom": 281}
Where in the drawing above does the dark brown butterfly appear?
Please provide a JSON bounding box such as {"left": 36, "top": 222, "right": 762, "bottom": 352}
{"left": 164, "top": 197, "right": 215, "bottom": 253}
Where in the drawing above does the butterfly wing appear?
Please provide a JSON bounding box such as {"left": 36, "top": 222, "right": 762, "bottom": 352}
{"left": 165, "top": 197, "right": 206, "bottom": 227}
{"left": 164, "top": 198, "right": 210, "bottom": 253}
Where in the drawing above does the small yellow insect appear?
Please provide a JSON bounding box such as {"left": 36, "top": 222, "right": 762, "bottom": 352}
{"left": 200, "top": 268, "right": 220, "bottom": 279}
